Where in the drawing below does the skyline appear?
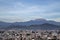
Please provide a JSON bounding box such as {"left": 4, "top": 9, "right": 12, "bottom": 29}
{"left": 0, "top": 0, "right": 60, "bottom": 22}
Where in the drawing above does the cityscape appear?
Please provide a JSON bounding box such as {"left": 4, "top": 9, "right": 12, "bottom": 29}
{"left": 0, "top": 30, "right": 60, "bottom": 40}
{"left": 0, "top": 0, "right": 60, "bottom": 40}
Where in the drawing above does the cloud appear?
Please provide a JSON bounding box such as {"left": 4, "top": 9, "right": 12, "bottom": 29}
{"left": 49, "top": 18, "right": 60, "bottom": 22}
{"left": 0, "top": 16, "right": 25, "bottom": 22}
{"left": 0, "top": 0, "right": 60, "bottom": 22}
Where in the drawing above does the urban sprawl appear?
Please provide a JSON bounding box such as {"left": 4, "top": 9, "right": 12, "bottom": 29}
{"left": 0, "top": 30, "right": 60, "bottom": 40}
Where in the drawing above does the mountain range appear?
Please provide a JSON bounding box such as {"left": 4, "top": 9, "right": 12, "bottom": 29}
{"left": 0, "top": 19, "right": 60, "bottom": 30}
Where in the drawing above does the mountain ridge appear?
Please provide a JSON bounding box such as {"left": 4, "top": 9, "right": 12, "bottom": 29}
{"left": 0, "top": 19, "right": 60, "bottom": 30}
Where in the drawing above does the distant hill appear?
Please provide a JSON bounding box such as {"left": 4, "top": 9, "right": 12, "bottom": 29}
{"left": 0, "top": 19, "right": 60, "bottom": 30}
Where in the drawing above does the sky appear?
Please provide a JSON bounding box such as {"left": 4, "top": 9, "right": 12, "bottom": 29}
{"left": 0, "top": 0, "right": 60, "bottom": 22}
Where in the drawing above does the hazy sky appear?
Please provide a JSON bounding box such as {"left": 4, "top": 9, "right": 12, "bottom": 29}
{"left": 0, "top": 0, "right": 60, "bottom": 22}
